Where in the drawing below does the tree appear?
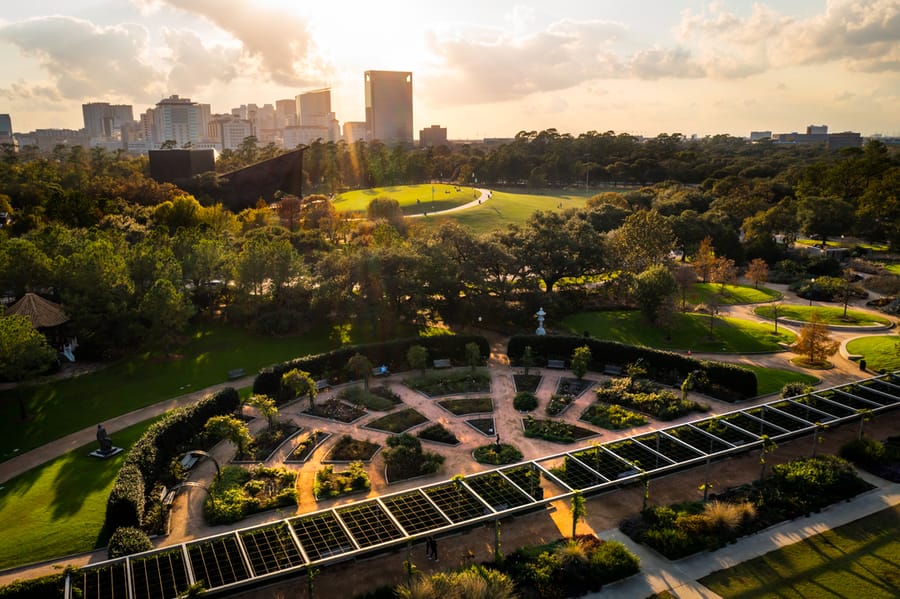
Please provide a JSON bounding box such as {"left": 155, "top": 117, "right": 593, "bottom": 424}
{"left": 521, "top": 345, "right": 535, "bottom": 375}
{"left": 247, "top": 394, "right": 278, "bottom": 431}
{"left": 746, "top": 258, "right": 769, "bottom": 289}
{"left": 570, "top": 345, "right": 592, "bottom": 380}
{"left": 137, "top": 278, "right": 194, "bottom": 350}
{"left": 348, "top": 353, "right": 373, "bottom": 390}
{"left": 710, "top": 256, "right": 737, "bottom": 291}
{"left": 205, "top": 415, "right": 253, "bottom": 456}
{"left": 465, "top": 342, "right": 482, "bottom": 372}
{"left": 673, "top": 265, "right": 696, "bottom": 312}
{"left": 797, "top": 196, "right": 855, "bottom": 246}
{"left": 570, "top": 490, "right": 586, "bottom": 538}
{"left": 407, "top": 344, "right": 427, "bottom": 375}
{"left": 0, "top": 313, "right": 57, "bottom": 384}
{"left": 611, "top": 210, "right": 675, "bottom": 274}
{"left": 632, "top": 265, "right": 678, "bottom": 325}
{"left": 793, "top": 313, "right": 839, "bottom": 366}
{"left": 693, "top": 236, "right": 717, "bottom": 283}
{"left": 281, "top": 369, "right": 317, "bottom": 410}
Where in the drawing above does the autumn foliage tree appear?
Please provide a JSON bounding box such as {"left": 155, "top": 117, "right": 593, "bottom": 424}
{"left": 793, "top": 313, "right": 840, "bottom": 366}
{"left": 745, "top": 258, "right": 769, "bottom": 289}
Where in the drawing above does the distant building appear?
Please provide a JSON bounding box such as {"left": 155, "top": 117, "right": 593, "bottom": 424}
{"left": 282, "top": 125, "right": 329, "bottom": 149}
{"left": 807, "top": 124, "right": 828, "bottom": 135}
{"left": 750, "top": 131, "right": 772, "bottom": 141}
{"left": 420, "top": 125, "right": 447, "bottom": 147}
{"left": 275, "top": 98, "right": 297, "bottom": 129}
{"left": 827, "top": 131, "right": 863, "bottom": 150}
{"left": 0, "top": 114, "right": 14, "bottom": 147}
{"left": 148, "top": 148, "right": 216, "bottom": 183}
{"left": 296, "top": 89, "right": 339, "bottom": 142}
{"left": 365, "top": 70, "right": 413, "bottom": 145}
{"left": 146, "top": 95, "right": 209, "bottom": 147}
{"left": 208, "top": 115, "right": 254, "bottom": 151}
{"left": 82, "top": 102, "right": 134, "bottom": 140}
{"left": 14, "top": 129, "right": 90, "bottom": 153}
{"left": 343, "top": 121, "right": 367, "bottom": 142}
{"left": 771, "top": 124, "right": 861, "bottom": 150}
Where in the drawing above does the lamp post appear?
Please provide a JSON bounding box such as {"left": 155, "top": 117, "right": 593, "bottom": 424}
{"left": 809, "top": 278, "right": 815, "bottom": 306}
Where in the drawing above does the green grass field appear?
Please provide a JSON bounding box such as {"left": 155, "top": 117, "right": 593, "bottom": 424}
{"left": 0, "top": 321, "right": 395, "bottom": 459}
{"left": 700, "top": 506, "right": 900, "bottom": 598}
{"left": 739, "top": 365, "right": 819, "bottom": 396}
{"left": 754, "top": 305, "right": 894, "bottom": 326}
{"left": 563, "top": 310, "right": 795, "bottom": 353}
{"left": 333, "top": 183, "right": 476, "bottom": 215}
{"left": 884, "top": 263, "right": 900, "bottom": 275}
{"left": 846, "top": 335, "right": 900, "bottom": 372}
{"left": 686, "top": 283, "right": 781, "bottom": 306}
{"left": 0, "top": 416, "right": 161, "bottom": 570}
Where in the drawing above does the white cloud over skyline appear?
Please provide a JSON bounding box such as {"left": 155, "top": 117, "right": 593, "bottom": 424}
{"left": 0, "top": 0, "right": 898, "bottom": 137}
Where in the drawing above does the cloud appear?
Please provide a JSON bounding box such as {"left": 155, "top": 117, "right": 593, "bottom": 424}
{"left": 0, "top": 16, "right": 162, "bottom": 100}
{"left": 148, "top": 0, "right": 328, "bottom": 86}
{"left": 163, "top": 29, "right": 241, "bottom": 92}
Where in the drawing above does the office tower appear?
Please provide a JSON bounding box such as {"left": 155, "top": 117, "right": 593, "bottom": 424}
{"left": 149, "top": 95, "right": 208, "bottom": 147}
{"left": 296, "top": 89, "right": 339, "bottom": 142}
{"left": 343, "top": 121, "right": 367, "bottom": 142}
{"left": 420, "top": 125, "right": 448, "bottom": 147}
{"left": 0, "top": 114, "right": 13, "bottom": 146}
{"left": 275, "top": 99, "right": 297, "bottom": 128}
{"left": 82, "top": 103, "right": 134, "bottom": 138}
{"left": 364, "top": 70, "right": 413, "bottom": 145}
{"left": 208, "top": 115, "right": 254, "bottom": 151}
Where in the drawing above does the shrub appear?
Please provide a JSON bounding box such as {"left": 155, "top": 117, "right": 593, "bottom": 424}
{"left": 0, "top": 571, "right": 67, "bottom": 599}
{"left": 513, "top": 391, "right": 538, "bottom": 411}
{"left": 839, "top": 436, "right": 885, "bottom": 468}
{"left": 313, "top": 462, "right": 370, "bottom": 499}
{"left": 383, "top": 433, "right": 444, "bottom": 481}
{"left": 581, "top": 403, "right": 647, "bottom": 429}
{"left": 105, "top": 464, "right": 146, "bottom": 530}
{"left": 108, "top": 526, "right": 153, "bottom": 559}
{"left": 595, "top": 377, "right": 707, "bottom": 420}
{"left": 589, "top": 540, "right": 640, "bottom": 584}
{"left": 781, "top": 381, "right": 813, "bottom": 398}
{"left": 204, "top": 465, "right": 297, "bottom": 525}
{"left": 417, "top": 424, "right": 459, "bottom": 445}
{"left": 473, "top": 443, "right": 523, "bottom": 465}
{"left": 863, "top": 274, "right": 900, "bottom": 295}
{"left": 545, "top": 394, "right": 574, "bottom": 416}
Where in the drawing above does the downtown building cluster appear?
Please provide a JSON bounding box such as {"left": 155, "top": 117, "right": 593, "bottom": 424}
{"left": 0, "top": 70, "right": 448, "bottom": 156}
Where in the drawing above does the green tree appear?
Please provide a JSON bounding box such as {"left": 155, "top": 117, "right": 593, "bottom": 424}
{"left": 612, "top": 209, "right": 675, "bottom": 274}
{"left": 758, "top": 435, "right": 777, "bottom": 482}
{"left": 205, "top": 415, "right": 253, "bottom": 456}
{"left": 465, "top": 342, "right": 482, "bottom": 372}
{"left": 348, "top": 353, "right": 373, "bottom": 390}
{"left": 632, "top": 265, "right": 677, "bottom": 325}
{"left": 247, "top": 394, "right": 279, "bottom": 431}
{"left": 137, "top": 278, "right": 194, "bottom": 350}
{"left": 746, "top": 258, "right": 769, "bottom": 289}
{"left": 281, "top": 368, "right": 318, "bottom": 410}
{"left": 571, "top": 490, "right": 586, "bottom": 538}
{"left": 407, "top": 344, "right": 428, "bottom": 375}
{"left": 521, "top": 345, "right": 535, "bottom": 375}
{"left": 797, "top": 196, "right": 855, "bottom": 246}
{"left": 570, "top": 345, "right": 592, "bottom": 380}
{"left": 0, "top": 313, "right": 56, "bottom": 383}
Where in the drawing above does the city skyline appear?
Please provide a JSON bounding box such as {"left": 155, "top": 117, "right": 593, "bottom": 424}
{"left": 1, "top": 1, "right": 899, "bottom": 138}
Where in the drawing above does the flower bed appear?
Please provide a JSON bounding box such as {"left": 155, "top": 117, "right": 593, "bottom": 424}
{"left": 580, "top": 404, "right": 648, "bottom": 430}
{"left": 473, "top": 443, "right": 523, "bottom": 465}
{"left": 620, "top": 455, "right": 872, "bottom": 559}
{"left": 404, "top": 369, "right": 491, "bottom": 396}
{"left": 204, "top": 465, "right": 296, "bottom": 525}
{"left": 338, "top": 385, "right": 402, "bottom": 412}
{"left": 514, "top": 373, "right": 542, "bottom": 393}
{"left": 523, "top": 416, "right": 598, "bottom": 443}
{"left": 305, "top": 398, "right": 366, "bottom": 423}
{"left": 284, "top": 430, "right": 332, "bottom": 463}
{"left": 234, "top": 423, "right": 301, "bottom": 462}
{"left": 313, "top": 462, "right": 370, "bottom": 500}
{"left": 596, "top": 377, "right": 708, "bottom": 420}
{"left": 546, "top": 394, "right": 575, "bottom": 416}
{"left": 438, "top": 396, "right": 493, "bottom": 415}
{"left": 417, "top": 423, "right": 460, "bottom": 445}
{"left": 466, "top": 417, "right": 496, "bottom": 436}
{"left": 556, "top": 377, "right": 594, "bottom": 397}
{"left": 365, "top": 408, "right": 428, "bottom": 433}
{"left": 324, "top": 435, "right": 381, "bottom": 462}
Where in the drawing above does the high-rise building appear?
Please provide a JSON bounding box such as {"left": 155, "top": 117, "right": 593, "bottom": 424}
{"left": 0, "top": 114, "right": 13, "bottom": 147}
{"left": 296, "top": 89, "right": 339, "bottom": 142}
{"left": 82, "top": 102, "right": 134, "bottom": 139}
{"left": 420, "top": 125, "right": 447, "bottom": 147}
{"left": 343, "top": 121, "right": 367, "bottom": 142}
{"left": 148, "top": 95, "right": 209, "bottom": 147}
{"left": 208, "top": 115, "right": 254, "bottom": 151}
{"left": 275, "top": 99, "right": 297, "bottom": 128}
{"left": 364, "top": 70, "right": 413, "bottom": 145}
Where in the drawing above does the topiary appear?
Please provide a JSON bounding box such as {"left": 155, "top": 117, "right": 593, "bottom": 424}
{"left": 108, "top": 526, "right": 153, "bottom": 559}
{"left": 513, "top": 391, "right": 538, "bottom": 412}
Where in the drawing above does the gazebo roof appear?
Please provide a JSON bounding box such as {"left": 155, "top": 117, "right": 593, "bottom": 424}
{"left": 7, "top": 293, "right": 69, "bottom": 328}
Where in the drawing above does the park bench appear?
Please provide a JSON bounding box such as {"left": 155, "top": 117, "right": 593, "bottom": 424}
{"left": 372, "top": 365, "right": 390, "bottom": 377}
{"left": 433, "top": 358, "right": 452, "bottom": 369}
{"left": 547, "top": 359, "right": 566, "bottom": 369}
{"left": 180, "top": 452, "right": 200, "bottom": 470}
{"left": 227, "top": 367, "right": 246, "bottom": 380}
{"left": 315, "top": 379, "right": 330, "bottom": 391}
{"left": 604, "top": 364, "right": 623, "bottom": 376}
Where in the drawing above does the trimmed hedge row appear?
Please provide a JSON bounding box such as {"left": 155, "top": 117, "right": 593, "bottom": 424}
{"left": 0, "top": 572, "right": 67, "bottom": 599}
{"left": 104, "top": 387, "right": 240, "bottom": 532}
{"left": 253, "top": 335, "right": 491, "bottom": 402}
{"left": 507, "top": 335, "right": 757, "bottom": 400}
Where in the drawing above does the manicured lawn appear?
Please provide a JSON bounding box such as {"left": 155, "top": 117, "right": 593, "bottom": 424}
{"left": 884, "top": 263, "right": 900, "bottom": 276}
{"left": 754, "top": 305, "right": 893, "bottom": 326}
{"left": 846, "top": 336, "right": 900, "bottom": 372}
{"left": 700, "top": 506, "right": 900, "bottom": 599}
{"left": 0, "top": 416, "right": 161, "bottom": 570}
{"left": 686, "top": 283, "right": 781, "bottom": 305}
{"left": 740, "top": 365, "right": 819, "bottom": 396}
{"left": 563, "top": 311, "right": 795, "bottom": 353}
{"left": 435, "top": 190, "right": 591, "bottom": 234}
{"left": 1, "top": 322, "right": 380, "bottom": 459}
{"left": 333, "top": 183, "right": 475, "bottom": 215}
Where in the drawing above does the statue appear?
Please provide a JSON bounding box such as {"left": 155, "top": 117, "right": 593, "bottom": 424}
{"left": 535, "top": 307, "right": 547, "bottom": 336}
{"left": 96, "top": 424, "right": 113, "bottom": 454}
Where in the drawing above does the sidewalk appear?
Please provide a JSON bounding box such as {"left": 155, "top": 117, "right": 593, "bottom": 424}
{"left": 590, "top": 470, "right": 900, "bottom": 599}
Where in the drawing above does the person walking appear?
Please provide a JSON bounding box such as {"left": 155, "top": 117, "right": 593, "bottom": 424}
{"left": 425, "top": 536, "right": 435, "bottom": 560}
{"left": 430, "top": 537, "right": 438, "bottom": 562}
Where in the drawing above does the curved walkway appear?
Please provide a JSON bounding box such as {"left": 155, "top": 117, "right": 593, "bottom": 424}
{"left": 407, "top": 187, "right": 491, "bottom": 218}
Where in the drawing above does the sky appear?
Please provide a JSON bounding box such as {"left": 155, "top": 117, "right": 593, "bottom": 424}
{"left": 1, "top": 0, "right": 899, "bottom": 139}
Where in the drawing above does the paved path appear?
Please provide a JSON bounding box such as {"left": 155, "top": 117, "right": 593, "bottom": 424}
{"left": 406, "top": 187, "right": 490, "bottom": 217}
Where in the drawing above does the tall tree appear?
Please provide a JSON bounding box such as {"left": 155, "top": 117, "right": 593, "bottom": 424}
{"left": 632, "top": 265, "right": 678, "bottom": 325}
{"left": 793, "top": 312, "right": 840, "bottom": 366}
{"left": 611, "top": 210, "right": 674, "bottom": 274}
{"left": 0, "top": 312, "right": 56, "bottom": 383}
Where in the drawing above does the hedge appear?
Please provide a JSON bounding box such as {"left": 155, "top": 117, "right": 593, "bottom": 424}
{"left": 104, "top": 387, "right": 240, "bottom": 534}
{"left": 108, "top": 526, "right": 153, "bottom": 559}
{"left": 105, "top": 464, "right": 146, "bottom": 531}
{"left": 0, "top": 572, "right": 66, "bottom": 599}
{"left": 253, "top": 335, "right": 491, "bottom": 402}
{"left": 507, "top": 335, "right": 757, "bottom": 400}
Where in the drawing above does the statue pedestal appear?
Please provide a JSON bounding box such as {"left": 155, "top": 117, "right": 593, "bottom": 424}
{"left": 89, "top": 446, "right": 123, "bottom": 459}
